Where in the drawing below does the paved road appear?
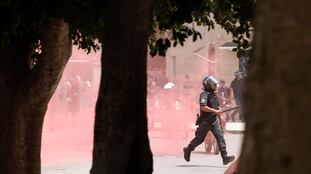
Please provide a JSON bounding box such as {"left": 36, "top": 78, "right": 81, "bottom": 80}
{"left": 42, "top": 132, "right": 243, "bottom": 174}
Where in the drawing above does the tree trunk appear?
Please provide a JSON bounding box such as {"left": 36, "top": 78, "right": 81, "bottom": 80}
{"left": 0, "top": 19, "right": 71, "bottom": 174}
{"left": 90, "top": 0, "right": 153, "bottom": 174}
{"left": 240, "top": 1, "right": 311, "bottom": 173}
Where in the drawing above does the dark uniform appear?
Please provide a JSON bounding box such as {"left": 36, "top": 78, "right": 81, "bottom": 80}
{"left": 188, "top": 91, "right": 227, "bottom": 153}
{"left": 183, "top": 75, "right": 234, "bottom": 165}
{"left": 230, "top": 76, "right": 245, "bottom": 121}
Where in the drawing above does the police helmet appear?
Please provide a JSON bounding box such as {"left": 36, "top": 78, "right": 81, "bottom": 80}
{"left": 202, "top": 75, "right": 218, "bottom": 91}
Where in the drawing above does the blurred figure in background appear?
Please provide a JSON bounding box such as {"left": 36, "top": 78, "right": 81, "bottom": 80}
{"left": 217, "top": 79, "right": 232, "bottom": 121}
{"left": 67, "top": 75, "right": 82, "bottom": 127}
{"left": 181, "top": 75, "right": 196, "bottom": 122}
{"left": 230, "top": 71, "right": 245, "bottom": 122}
{"left": 181, "top": 74, "right": 194, "bottom": 98}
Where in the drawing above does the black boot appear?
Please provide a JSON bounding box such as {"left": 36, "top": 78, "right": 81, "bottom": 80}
{"left": 183, "top": 147, "right": 191, "bottom": 162}
{"left": 222, "top": 155, "right": 235, "bottom": 165}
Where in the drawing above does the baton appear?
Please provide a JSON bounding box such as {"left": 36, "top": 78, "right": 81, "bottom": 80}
{"left": 221, "top": 106, "right": 240, "bottom": 113}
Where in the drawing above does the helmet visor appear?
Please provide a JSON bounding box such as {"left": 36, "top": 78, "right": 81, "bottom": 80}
{"left": 206, "top": 76, "right": 218, "bottom": 91}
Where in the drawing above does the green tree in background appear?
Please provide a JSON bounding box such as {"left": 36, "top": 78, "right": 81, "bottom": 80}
{"left": 152, "top": 0, "right": 254, "bottom": 57}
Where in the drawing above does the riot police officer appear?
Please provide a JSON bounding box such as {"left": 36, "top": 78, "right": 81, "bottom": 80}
{"left": 183, "top": 75, "right": 235, "bottom": 165}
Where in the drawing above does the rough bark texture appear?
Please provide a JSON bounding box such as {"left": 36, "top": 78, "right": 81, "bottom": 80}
{"left": 239, "top": 1, "right": 311, "bottom": 174}
{"left": 90, "top": 0, "right": 153, "bottom": 174}
{"left": 0, "top": 19, "right": 71, "bottom": 174}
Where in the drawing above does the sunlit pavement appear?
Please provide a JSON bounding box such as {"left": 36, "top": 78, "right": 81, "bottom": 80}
{"left": 41, "top": 132, "right": 243, "bottom": 174}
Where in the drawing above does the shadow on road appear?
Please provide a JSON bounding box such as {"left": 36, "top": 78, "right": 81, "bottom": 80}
{"left": 176, "top": 165, "right": 227, "bottom": 168}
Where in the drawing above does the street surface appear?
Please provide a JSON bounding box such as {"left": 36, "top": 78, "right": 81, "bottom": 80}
{"left": 42, "top": 131, "right": 243, "bottom": 174}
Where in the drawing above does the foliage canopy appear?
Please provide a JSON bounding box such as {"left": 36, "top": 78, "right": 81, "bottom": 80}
{"left": 0, "top": 0, "right": 255, "bottom": 58}
{"left": 152, "top": 0, "right": 255, "bottom": 57}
